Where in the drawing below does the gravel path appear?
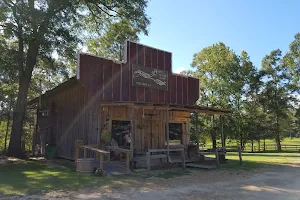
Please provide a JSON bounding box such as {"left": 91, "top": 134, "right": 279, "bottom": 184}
{"left": 4, "top": 164, "right": 300, "bottom": 200}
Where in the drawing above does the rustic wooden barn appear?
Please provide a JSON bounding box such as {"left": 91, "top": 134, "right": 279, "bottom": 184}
{"left": 28, "top": 41, "right": 230, "bottom": 169}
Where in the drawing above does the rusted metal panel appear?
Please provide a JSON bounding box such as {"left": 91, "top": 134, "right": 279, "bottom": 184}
{"left": 97, "top": 57, "right": 104, "bottom": 101}
{"left": 151, "top": 48, "right": 159, "bottom": 103}
{"left": 112, "top": 63, "right": 121, "bottom": 102}
{"left": 136, "top": 43, "right": 145, "bottom": 102}
{"left": 194, "top": 78, "right": 200, "bottom": 103}
{"left": 78, "top": 41, "right": 199, "bottom": 106}
{"left": 169, "top": 75, "right": 177, "bottom": 104}
{"left": 182, "top": 77, "right": 188, "bottom": 105}
{"left": 177, "top": 76, "right": 183, "bottom": 104}
{"left": 157, "top": 50, "right": 165, "bottom": 103}
{"left": 103, "top": 59, "right": 113, "bottom": 102}
{"left": 129, "top": 41, "right": 137, "bottom": 102}
{"left": 187, "top": 77, "right": 200, "bottom": 105}
{"left": 144, "top": 46, "right": 152, "bottom": 102}
{"left": 121, "top": 63, "right": 129, "bottom": 101}
{"left": 165, "top": 52, "right": 171, "bottom": 103}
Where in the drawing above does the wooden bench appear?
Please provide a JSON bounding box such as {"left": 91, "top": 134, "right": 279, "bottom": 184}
{"left": 146, "top": 148, "right": 185, "bottom": 171}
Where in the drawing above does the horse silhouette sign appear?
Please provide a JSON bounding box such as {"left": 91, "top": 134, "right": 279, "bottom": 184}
{"left": 132, "top": 64, "right": 168, "bottom": 91}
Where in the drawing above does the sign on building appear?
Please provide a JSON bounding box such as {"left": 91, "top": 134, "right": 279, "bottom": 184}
{"left": 132, "top": 64, "right": 168, "bottom": 91}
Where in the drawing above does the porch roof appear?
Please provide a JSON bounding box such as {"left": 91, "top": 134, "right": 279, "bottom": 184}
{"left": 100, "top": 102, "right": 231, "bottom": 115}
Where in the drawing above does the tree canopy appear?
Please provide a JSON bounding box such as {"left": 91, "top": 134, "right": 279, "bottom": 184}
{"left": 0, "top": 0, "right": 150, "bottom": 157}
{"left": 190, "top": 34, "right": 300, "bottom": 151}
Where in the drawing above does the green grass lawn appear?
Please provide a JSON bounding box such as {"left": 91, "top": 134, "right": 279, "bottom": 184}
{"left": 1, "top": 152, "right": 300, "bottom": 196}
{"left": 219, "top": 152, "right": 300, "bottom": 170}
{"left": 0, "top": 159, "right": 138, "bottom": 196}
{"left": 203, "top": 137, "right": 300, "bottom": 151}
{"left": 0, "top": 158, "right": 190, "bottom": 197}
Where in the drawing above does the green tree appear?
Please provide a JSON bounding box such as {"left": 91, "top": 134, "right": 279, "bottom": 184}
{"left": 284, "top": 33, "right": 300, "bottom": 93}
{"left": 191, "top": 42, "right": 256, "bottom": 149}
{"left": 259, "top": 49, "right": 292, "bottom": 151}
{"left": 0, "top": 35, "right": 18, "bottom": 152}
{"left": 87, "top": 19, "right": 143, "bottom": 60}
{"left": 0, "top": 0, "right": 150, "bottom": 157}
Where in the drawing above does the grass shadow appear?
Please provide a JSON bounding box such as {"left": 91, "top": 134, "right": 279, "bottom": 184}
{"left": 0, "top": 159, "right": 138, "bottom": 197}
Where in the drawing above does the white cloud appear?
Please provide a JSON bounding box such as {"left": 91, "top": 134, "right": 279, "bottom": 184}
{"left": 174, "top": 67, "right": 186, "bottom": 74}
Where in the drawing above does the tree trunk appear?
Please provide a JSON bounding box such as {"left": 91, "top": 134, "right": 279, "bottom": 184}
{"left": 275, "top": 115, "right": 281, "bottom": 151}
{"left": 4, "top": 119, "right": 10, "bottom": 152}
{"left": 251, "top": 140, "right": 254, "bottom": 152}
{"left": 240, "top": 134, "right": 244, "bottom": 150}
{"left": 211, "top": 132, "right": 217, "bottom": 149}
{"left": 211, "top": 115, "right": 217, "bottom": 150}
{"left": 7, "top": 29, "right": 40, "bottom": 157}
{"left": 275, "top": 133, "right": 281, "bottom": 151}
{"left": 7, "top": 75, "right": 32, "bottom": 158}
{"left": 4, "top": 94, "right": 13, "bottom": 152}
{"left": 263, "top": 139, "right": 266, "bottom": 151}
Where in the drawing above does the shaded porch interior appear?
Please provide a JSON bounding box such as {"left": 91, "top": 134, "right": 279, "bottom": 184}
{"left": 74, "top": 102, "right": 230, "bottom": 171}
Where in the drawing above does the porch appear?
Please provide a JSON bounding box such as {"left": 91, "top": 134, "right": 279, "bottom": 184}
{"left": 89, "top": 102, "right": 230, "bottom": 171}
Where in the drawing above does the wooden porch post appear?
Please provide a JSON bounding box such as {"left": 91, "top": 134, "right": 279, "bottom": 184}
{"left": 130, "top": 107, "right": 134, "bottom": 160}
{"left": 195, "top": 112, "right": 199, "bottom": 155}
{"left": 221, "top": 115, "right": 225, "bottom": 150}
{"left": 166, "top": 109, "right": 170, "bottom": 162}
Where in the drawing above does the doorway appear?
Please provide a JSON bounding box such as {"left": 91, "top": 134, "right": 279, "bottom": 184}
{"left": 111, "top": 120, "right": 131, "bottom": 148}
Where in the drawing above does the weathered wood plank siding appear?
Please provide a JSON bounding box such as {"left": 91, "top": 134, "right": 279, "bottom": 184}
{"left": 39, "top": 83, "right": 99, "bottom": 160}
{"left": 102, "top": 106, "right": 191, "bottom": 153}
{"left": 78, "top": 41, "right": 200, "bottom": 106}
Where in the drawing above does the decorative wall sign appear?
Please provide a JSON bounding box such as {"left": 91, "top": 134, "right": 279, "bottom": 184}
{"left": 173, "top": 117, "right": 190, "bottom": 122}
{"left": 132, "top": 64, "right": 168, "bottom": 91}
{"left": 112, "top": 107, "right": 127, "bottom": 119}
{"left": 174, "top": 111, "right": 190, "bottom": 118}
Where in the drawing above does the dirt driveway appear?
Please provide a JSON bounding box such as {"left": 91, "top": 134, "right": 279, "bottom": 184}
{"left": 7, "top": 164, "right": 300, "bottom": 200}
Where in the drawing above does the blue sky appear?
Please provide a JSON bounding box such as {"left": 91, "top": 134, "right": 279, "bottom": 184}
{"left": 139, "top": 0, "right": 300, "bottom": 73}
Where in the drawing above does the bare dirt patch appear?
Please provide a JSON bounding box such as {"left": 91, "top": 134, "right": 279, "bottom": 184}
{"left": 3, "top": 164, "right": 300, "bottom": 200}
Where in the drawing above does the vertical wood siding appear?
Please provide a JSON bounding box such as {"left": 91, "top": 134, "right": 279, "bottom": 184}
{"left": 102, "top": 106, "right": 191, "bottom": 153}
{"left": 79, "top": 41, "right": 199, "bottom": 106}
{"left": 42, "top": 83, "right": 99, "bottom": 160}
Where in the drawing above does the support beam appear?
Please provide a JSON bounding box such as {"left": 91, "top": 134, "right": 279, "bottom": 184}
{"left": 130, "top": 108, "right": 134, "bottom": 161}
{"left": 195, "top": 113, "right": 199, "bottom": 155}
{"left": 166, "top": 110, "right": 170, "bottom": 162}
{"left": 221, "top": 115, "right": 225, "bottom": 150}
{"left": 215, "top": 148, "right": 219, "bottom": 168}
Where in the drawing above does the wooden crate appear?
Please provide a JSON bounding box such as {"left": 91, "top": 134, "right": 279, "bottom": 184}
{"left": 76, "top": 158, "right": 95, "bottom": 173}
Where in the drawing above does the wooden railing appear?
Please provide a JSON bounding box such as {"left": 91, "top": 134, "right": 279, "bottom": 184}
{"left": 75, "top": 142, "right": 110, "bottom": 170}
{"left": 105, "top": 146, "right": 132, "bottom": 170}
{"left": 146, "top": 148, "right": 185, "bottom": 171}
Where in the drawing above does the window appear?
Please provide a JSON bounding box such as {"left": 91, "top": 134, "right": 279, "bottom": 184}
{"left": 168, "top": 123, "right": 182, "bottom": 144}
